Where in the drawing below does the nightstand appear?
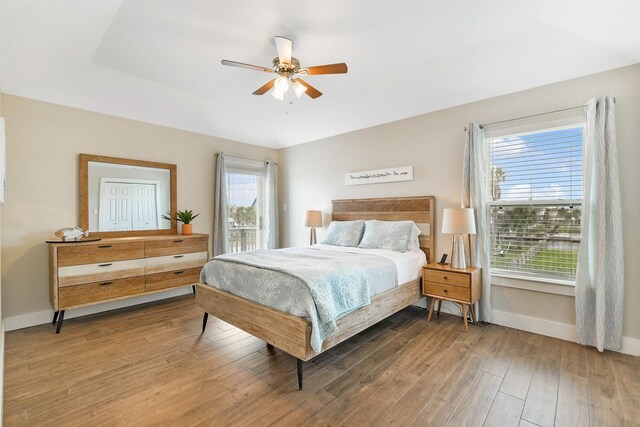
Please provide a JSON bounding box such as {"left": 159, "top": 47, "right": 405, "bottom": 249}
{"left": 422, "top": 262, "right": 482, "bottom": 332}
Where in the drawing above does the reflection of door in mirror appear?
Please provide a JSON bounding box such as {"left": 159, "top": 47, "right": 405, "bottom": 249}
{"left": 226, "top": 169, "right": 264, "bottom": 253}
{"left": 88, "top": 161, "right": 172, "bottom": 232}
{"left": 99, "top": 179, "right": 160, "bottom": 231}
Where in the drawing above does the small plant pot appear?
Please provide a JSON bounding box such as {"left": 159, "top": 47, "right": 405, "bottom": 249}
{"left": 181, "top": 224, "right": 193, "bottom": 235}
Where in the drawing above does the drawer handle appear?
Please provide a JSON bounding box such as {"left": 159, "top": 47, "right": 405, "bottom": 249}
{"left": 443, "top": 276, "right": 448, "bottom": 280}
{"left": 98, "top": 263, "right": 113, "bottom": 267}
{"left": 174, "top": 240, "right": 184, "bottom": 243}
{"left": 99, "top": 281, "right": 112, "bottom": 286}
{"left": 98, "top": 245, "right": 112, "bottom": 249}
{"left": 444, "top": 289, "right": 448, "bottom": 293}
{"left": 173, "top": 255, "right": 184, "bottom": 259}
{"left": 174, "top": 271, "right": 185, "bottom": 275}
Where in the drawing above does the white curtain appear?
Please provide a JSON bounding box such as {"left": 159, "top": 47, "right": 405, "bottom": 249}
{"left": 461, "top": 123, "right": 492, "bottom": 322}
{"left": 212, "top": 152, "right": 228, "bottom": 256}
{"left": 264, "top": 161, "right": 279, "bottom": 249}
{"left": 575, "top": 96, "right": 624, "bottom": 352}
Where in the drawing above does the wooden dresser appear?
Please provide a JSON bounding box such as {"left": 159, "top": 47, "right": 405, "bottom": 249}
{"left": 49, "top": 233, "right": 209, "bottom": 332}
{"left": 422, "top": 262, "right": 482, "bottom": 332}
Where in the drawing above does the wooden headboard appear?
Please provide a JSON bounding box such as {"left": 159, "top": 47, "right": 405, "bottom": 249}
{"left": 331, "top": 196, "right": 435, "bottom": 263}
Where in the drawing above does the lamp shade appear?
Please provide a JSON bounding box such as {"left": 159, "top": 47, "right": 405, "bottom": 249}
{"left": 304, "top": 210, "right": 323, "bottom": 228}
{"left": 441, "top": 208, "right": 476, "bottom": 235}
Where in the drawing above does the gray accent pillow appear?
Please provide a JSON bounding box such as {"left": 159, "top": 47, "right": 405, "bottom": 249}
{"left": 321, "top": 220, "right": 366, "bottom": 247}
{"left": 358, "top": 220, "right": 415, "bottom": 252}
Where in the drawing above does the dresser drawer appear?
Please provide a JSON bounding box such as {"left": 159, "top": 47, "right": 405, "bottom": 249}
{"left": 58, "top": 259, "right": 145, "bottom": 287}
{"left": 423, "top": 269, "right": 470, "bottom": 288}
{"left": 423, "top": 281, "right": 470, "bottom": 302}
{"left": 145, "top": 251, "right": 208, "bottom": 275}
{"left": 58, "top": 276, "right": 145, "bottom": 308}
{"left": 57, "top": 242, "right": 145, "bottom": 267}
{"left": 146, "top": 267, "right": 202, "bottom": 292}
{"left": 145, "top": 237, "right": 208, "bottom": 257}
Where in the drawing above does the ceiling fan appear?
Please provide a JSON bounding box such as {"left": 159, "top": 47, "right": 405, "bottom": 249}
{"left": 221, "top": 36, "right": 348, "bottom": 100}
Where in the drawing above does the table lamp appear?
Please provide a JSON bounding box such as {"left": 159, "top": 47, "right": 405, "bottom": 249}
{"left": 304, "top": 210, "right": 322, "bottom": 245}
{"left": 442, "top": 208, "right": 476, "bottom": 269}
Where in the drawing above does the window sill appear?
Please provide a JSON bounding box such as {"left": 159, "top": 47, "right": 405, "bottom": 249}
{"left": 491, "top": 272, "right": 575, "bottom": 297}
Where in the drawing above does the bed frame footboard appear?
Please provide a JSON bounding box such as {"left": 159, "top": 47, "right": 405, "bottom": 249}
{"left": 196, "top": 278, "right": 421, "bottom": 363}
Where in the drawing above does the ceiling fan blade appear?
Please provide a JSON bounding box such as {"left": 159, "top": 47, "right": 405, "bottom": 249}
{"left": 274, "top": 36, "right": 293, "bottom": 65}
{"left": 302, "top": 63, "right": 348, "bottom": 75}
{"left": 252, "top": 79, "right": 276, "bottom": 95}
{"left": 221, "top": 59, "right": 273, "bottom": 73}
{"left": 294, "top": 79, "right": 322, "bottom": 99}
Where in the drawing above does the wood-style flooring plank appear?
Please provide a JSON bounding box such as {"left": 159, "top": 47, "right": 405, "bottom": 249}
{"left": 610, "top": 352, "right": 640, "bottom": 425}
{"left": 446, "top": 371, "right": 502, "bottom": 427}
{"left": 586, "top": 348, "right": 626, "bottom": 427}
{"left": 554, "top": 371, "right": 589, "bottom": 427}
{"left": 483, "top": 392, "right": 524, "bottom": 427}
{"left": 520, "top": 356, "right": 561, "bottom": 427}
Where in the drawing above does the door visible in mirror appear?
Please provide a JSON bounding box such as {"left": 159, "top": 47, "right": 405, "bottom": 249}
{"left": 88, "top": 161, "right": 172, "bottom": 232}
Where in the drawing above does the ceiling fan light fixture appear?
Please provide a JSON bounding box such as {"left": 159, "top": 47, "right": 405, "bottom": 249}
{"left": 293, "top": 81, "right": 307, "bottom": 98}
{"left": 275, "top": 76, "right": 289, "bottom": 93}
{"left": 271, "top": 89, "right": 285, "bottom": 101}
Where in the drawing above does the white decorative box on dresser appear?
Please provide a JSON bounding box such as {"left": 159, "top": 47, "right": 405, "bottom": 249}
{"left": 49, "top": 233, "right": 208, "bottom": 332}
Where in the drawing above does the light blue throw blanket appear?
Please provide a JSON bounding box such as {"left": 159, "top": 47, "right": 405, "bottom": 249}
{"left": 200, "top": 247, "right": 397, "bottom": 352}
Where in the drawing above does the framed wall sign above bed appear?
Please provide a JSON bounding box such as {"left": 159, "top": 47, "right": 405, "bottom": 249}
{"left": 195, "top": 196, "right": 435, "bottom": 389}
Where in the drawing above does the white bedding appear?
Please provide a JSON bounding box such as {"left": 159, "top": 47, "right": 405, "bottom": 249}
{"left": 310, "top": 244, "right": 426, "bottom": 297}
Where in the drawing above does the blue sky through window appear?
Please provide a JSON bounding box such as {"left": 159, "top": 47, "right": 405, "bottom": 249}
{"left": 489, "top": 126, "right": 583, "bottom": 202}
{"left": 226, "top": 172, "right": 258, "bottom": 207}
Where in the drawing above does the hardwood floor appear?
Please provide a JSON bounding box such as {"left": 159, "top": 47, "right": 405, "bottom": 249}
{"left": 4, "top": 295, "right": 639, "bottom": 426}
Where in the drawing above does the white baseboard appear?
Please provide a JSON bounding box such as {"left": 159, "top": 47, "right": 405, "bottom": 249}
{"left": 4, "top": 287, "right": 193, "bottom": 332}
{"left": 492, "top": 309, "right": 640, "bottom": 357}
{"left": 416, "top": 298, "right": 640, "bottom": 357}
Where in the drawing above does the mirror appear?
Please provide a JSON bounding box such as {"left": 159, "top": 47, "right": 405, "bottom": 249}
{"left": 80, "top": 154, "right": 177, "bottom": 236}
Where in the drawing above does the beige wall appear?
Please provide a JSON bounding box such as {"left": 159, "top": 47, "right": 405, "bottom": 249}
{"left": 0, "top": 94, "right": 277, "bottom": 319}
{"left": 279, "top": 64, "right": 640, "bottom": 339}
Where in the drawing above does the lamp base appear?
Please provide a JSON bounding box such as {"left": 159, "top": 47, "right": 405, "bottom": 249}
{"left": 451, "top": 234, "right": 467, "bottom": 269}
{"left": 309, "top": 228, "right": 317, "bottom": 245}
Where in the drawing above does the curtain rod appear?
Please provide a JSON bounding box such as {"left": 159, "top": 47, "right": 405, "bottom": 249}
{"left": 224, "top": 153, "right": 278, "bottom": 166}
{"left": 464, "top": 97, "right": 616, "bottom": 131}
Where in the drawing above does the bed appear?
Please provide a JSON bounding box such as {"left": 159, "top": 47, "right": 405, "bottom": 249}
{"left": 195, "top": 196, "right": 435, "bottom": 389}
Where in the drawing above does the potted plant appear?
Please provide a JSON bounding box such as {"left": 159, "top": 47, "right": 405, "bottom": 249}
{"left": 162, "top": 210, "right": 200, "bottom": 235}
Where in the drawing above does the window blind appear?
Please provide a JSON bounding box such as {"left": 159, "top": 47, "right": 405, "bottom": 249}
{"left": 486, "top": 125, "right": 584, "bottom": 280}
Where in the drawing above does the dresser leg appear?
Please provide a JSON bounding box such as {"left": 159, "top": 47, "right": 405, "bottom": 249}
{"left": 462, "top": 305, "right": 469, "bottom": 333}
{"left": 52, "top": 311, "right": 59, "bottom": 325}
{"left": 201, "top": 312, "right": 209, "bottom": 333}
{"left": 55, "top": 310, "right": 65, "bottom": 334}
{"left": 192, "top": 285, "right": 196, "bottom": 294}
{"left": 297, "top": 359, "right": 304, "bottom": 390}
{"left": 266, "top": 343, "right": 274, "bottom": 350}
{"left": 427, "top": 298, "right": 436, "bottom": 322}
{"left": 437, "top": 300, "right": 442, "bottom": 318}
{"left": 470, "top": 304, "right": 477, "bottom": 325}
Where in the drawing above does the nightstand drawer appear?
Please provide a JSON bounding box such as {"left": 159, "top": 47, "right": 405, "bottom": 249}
{"left": 424, "top": 281, "right": 470, "bottom": 301}
{"left": 423, "top": 269, "right": 469, "bottom": 288}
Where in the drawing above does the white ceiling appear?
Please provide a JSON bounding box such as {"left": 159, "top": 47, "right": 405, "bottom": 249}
{"left": 1, "top": 1, "right": 639, "bottom": 149}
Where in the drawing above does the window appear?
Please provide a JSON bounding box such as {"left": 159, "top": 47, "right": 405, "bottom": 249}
{"left": 225, "top": 158, "right": 266, "bottom": 253}
{"left": 486, "top": 124, "right": 584, "bottom": 281}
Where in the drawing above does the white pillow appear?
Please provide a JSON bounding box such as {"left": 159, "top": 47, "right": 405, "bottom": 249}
{"left": 320, "top": 220, "right": 365, "bottom": 247}
{"left": 357, "top": 220, "right": 415, "bottom": 252}
{"left": 407, "top": 223, "right": 422, "bottom": 252}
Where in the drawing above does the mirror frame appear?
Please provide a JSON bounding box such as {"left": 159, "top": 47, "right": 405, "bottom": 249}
{"left": 79, "top": 153, "right": 177, "bottom": 237}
